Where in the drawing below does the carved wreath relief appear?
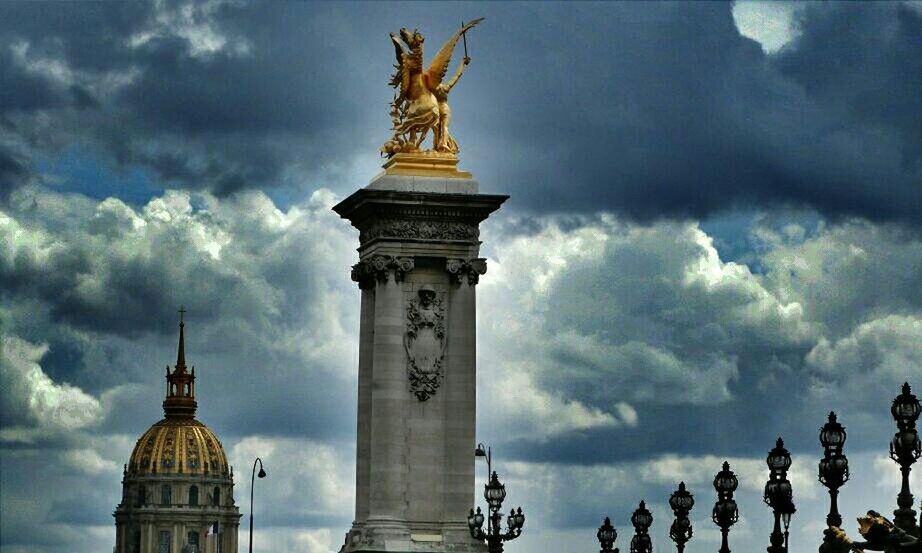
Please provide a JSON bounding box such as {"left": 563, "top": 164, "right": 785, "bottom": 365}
{"left": 404, "top": 286, "right": 447, "bottom": 401}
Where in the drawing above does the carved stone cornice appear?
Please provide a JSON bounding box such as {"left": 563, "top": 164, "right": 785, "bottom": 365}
{"left": 359, "top": 218, "right": 479, "bottom": 244}
{"left": 351, "top": 255, "right": 415, "bottom": 289}
{"left": 446, "top": 258, "right": 487, "bottom": 285}
{"left": 332, "top": 189, "right": 508, "bottom": 248}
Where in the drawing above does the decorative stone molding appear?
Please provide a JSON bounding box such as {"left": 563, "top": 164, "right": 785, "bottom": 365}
{"left": 446, "top": 258, "right": 487, "bottom": 285}
{"left": 404, "top": 287, "right": 446, "bottom": 401}
{"left": 351, "top": 255, "right": 415, "bottom": 289}
{"left": 359, "top": 219, "right": 479, "bottom": 245}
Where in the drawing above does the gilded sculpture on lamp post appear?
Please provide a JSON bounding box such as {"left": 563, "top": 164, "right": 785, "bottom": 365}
{"left": 382, "top": 18, "right": 483, "bottom": 157}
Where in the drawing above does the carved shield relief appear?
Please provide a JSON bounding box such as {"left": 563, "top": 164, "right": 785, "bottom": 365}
{"left": 404, "top": 286, "right": 447, "bottom": 401}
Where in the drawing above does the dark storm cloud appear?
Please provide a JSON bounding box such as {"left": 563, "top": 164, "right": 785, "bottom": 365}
{"left": 1, "top": 2, "right": 920, "bottom": 221}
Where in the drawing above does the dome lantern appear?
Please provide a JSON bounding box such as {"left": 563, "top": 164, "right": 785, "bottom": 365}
{"left": 163, "top": 307, "right": 197, "bottom": 419}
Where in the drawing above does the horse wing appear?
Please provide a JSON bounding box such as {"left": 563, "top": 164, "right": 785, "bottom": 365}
{"left": 389, "top": 33, "right": 410, "bottom": 98}
{"left": 424, "top": 18, "right": 483, "bottom": 89}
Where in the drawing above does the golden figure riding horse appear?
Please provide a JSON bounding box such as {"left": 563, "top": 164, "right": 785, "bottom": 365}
{"left": 381, "top": 18, "right": 483, "bottom": 157}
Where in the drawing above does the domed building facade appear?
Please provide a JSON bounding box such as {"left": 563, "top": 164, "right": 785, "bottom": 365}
{"left": 114, "top": 317, "right": 240, "bottom": 553}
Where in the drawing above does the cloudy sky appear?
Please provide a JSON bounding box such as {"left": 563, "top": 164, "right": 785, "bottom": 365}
{"left": 1, "top": 1, "right": 921, "bottom": 552}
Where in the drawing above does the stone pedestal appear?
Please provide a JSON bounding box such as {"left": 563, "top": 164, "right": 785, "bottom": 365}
{"left": 334, "top": 162, "right": 506, "bottom": 553}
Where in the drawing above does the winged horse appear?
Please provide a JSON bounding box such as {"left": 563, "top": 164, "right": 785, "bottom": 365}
{"left": 382, "top": 19, "right": 483, "bottom": 157}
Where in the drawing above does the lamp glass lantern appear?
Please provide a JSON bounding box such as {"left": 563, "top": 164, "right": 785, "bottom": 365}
{"left": 669, "top": 482, "right": 694, "bottom": 512}
{"left": 892, "top": 383, "right": 922, "bottom": 426}
{"left": 484, "top": 471, "right": 506, "bottom": 510}
{"left": 597, "top": 516, "right": 617, "bottom": 544}
{"left": 820, "top": 412, "right": 846, "bottom": 452}
{"left": 714, "top": 462, "right": 739, "bottom": 495}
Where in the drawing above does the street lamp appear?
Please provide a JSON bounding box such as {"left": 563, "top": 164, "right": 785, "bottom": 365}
{"left": 468, "top": 471, "right": 525, "bottom": 553}
{"left": 597, "top": 516, "right": 619, "bottom": 553}
{"left": 765, "top": 437, "right": 795, "bottom": 553}
{"left": 249, "top": 457, "right": 267, "bottom": 553}
{"left": 818, "top": 411, "right": 849, "bottom": 528}
{"left": 630, "top": 500, "right": 653, "bottom": 553}
{"left": 475, "top": 443, "right": 492, "bottom": 483}
{"left": 712, "top": 461, "right": 739, "bottom": 553}
{"left": 669, "top": 482, "right": 694, "bottom": 553}
{"left": 890, "top": 382, "right": 922, "bottom": 532}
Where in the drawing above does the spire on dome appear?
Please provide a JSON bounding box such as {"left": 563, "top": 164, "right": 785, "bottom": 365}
{"left": 163, "top": 308, "right": 197, "bottom": 419}
{"left": 176, "top": 306, "right": 186, "bottom": 369}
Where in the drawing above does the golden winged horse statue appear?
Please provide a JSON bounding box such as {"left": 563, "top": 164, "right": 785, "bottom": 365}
{"left": 381, "top": 18, "right": 484, "bottom": 158}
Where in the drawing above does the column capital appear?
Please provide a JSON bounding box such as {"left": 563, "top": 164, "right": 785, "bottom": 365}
{"left": 351, "top": 255, "right": 415, "bottom": 289}
{"left": 446, "top": 258, "right": 487, "bottom": 285}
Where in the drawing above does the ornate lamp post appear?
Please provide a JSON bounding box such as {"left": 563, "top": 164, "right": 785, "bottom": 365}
{"left": 630, "top": 500, "right": 653, "bottom": 553}
{"left": 249, "top": 457, "right": 266, "bottom": 553}
{"left": 713, "top": 462, "right": 739, "bottom": 553}
{"left": 765, "top": 438, "right": 795, "bottom": 553}
{"left": 669, "top": 482, "right": 694, "bottom": 553}
{"left": 597, "top": 516, "right": 619, "bottom": 553}
{"left": 818, "top": 411, "right": 849, "bottom": 528}
{"left": 468, "top": 471, "right": 525, "bottom": 553}
{"left": 891, "top": 382, "right": 922, "bottom": 532}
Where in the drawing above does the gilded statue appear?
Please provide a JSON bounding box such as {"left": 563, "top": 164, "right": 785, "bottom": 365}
{"left": 820, "top": 512, "right": 922, "bottom": 553}
{"left": 381, "top": 18, "right": 484, "bottom": 158}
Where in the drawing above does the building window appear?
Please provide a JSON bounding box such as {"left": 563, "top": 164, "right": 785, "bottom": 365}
{"left": 132, "top": 529, "right": 141, "bottom": 553}
{"left": 187, "top": 531, "right": 199, "bottom": 553}
{"left": 158, "top": 530, "right": 171, "bottom": 553}
{"left": 136, "top": 485, "right": 146, "bottom": 507}
{"left": 189, "top": 485, "right": 198, "bottom": 506}
{"left": 161, "top": 485, "right": 172, "bottom": 506}
{"left": 212, "top": 486, "right": 220, "bottom": 506}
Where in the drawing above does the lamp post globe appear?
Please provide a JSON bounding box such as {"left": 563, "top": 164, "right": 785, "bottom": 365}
{"left": 468, "top": 470, "right": 525, "bottom": 553}
{"left": 630, "top": 500, "right": 653, "bottom": 553}
{"left": 819, "top": 412, "right": 849, "bottom": 528}
{"left": 485, "top": 471, "right": 506, "bottom": 510}
{"left": 597, "top": 516, "right": 618, "bottom": 553}
{"left": 669, "top": 482, "right": 694, "bottom": 553}
{"left": 765, "top": 438, "right": 795, "bottom": 553}
{"left": 890, "top": 383, "right": 922, "bottom": 532}
{"left": 713, "top": 462, "right": 739, "bottom": 553}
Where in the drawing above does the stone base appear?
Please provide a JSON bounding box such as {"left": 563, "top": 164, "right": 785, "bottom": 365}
{"left": 378, "top": 153, "right": 472, "bottom": 180}
{"left": 367, "top": 173, "right": 478, "bottom": 195}
{"left": 340, "top": 523, "right": 487, "bottom": 553}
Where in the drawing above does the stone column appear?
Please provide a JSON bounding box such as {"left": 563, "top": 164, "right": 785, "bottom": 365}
{"left": 335, "top": 156, "right": 506, "bottom": 553}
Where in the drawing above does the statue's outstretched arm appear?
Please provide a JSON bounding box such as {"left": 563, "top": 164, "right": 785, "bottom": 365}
{"left": 444, "top": 57, "right": 470, "bottom": 92}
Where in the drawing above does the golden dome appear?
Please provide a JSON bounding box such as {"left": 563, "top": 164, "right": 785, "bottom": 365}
{"left": 128, "top": 418, "right": 229, "bottom": 476}
{"left": 126, "top": 315, "right": 229, "bottom": 477}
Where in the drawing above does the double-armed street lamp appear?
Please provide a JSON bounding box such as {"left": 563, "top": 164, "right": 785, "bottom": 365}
{"left": 890, "top": 382, "right": 922, "bottom": 532}
{"left": 249, "top": 457, "right": 267, "bottom": 553}
{"left": 712, "top": 462, "right": 739, "bottom": 553}
{"left": 765, "top": 438, "right": 795, "bottom": 553}
{"left": 468, "top": 470, "right": 525, "bottom": 553}
{"left": 668, "top": 482, "right": 694, "bottom": 553}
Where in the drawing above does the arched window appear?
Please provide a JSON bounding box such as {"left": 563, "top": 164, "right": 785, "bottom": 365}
{"left": 189, "top": 485, "right": 198, "bottom": 506}
{"left": 212, "top": 486, "right": 220, "bottom": 506}
{"left": 187, "top": 531, "right": 199, "bottom": 553}
{"left": 136, "top": 485, "right": 146, "bottom": 507}
{"left": 158, "top": 530, "right": 171, "bottom": 553}
{"left": 161, "top": 485, "right": 172, "bottom": 506}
